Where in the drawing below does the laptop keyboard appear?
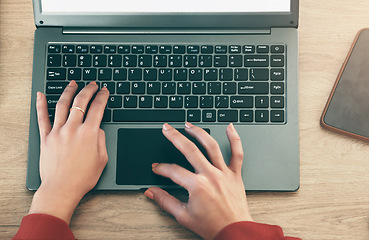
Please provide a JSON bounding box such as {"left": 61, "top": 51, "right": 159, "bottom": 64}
{"left": 45, "top": 43, "right": 286, "bottom": 124}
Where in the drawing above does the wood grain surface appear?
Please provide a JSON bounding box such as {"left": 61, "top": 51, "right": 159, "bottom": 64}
{"left": 1, "top": 0, "right": 369, "bottom": 239}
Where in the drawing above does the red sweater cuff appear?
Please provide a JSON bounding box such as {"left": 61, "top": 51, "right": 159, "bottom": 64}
{"left": 214, "top": 221, "right": 301, "bottom": 240}
{"left": 13, "top": 213, "right": 75, "bottom": 240}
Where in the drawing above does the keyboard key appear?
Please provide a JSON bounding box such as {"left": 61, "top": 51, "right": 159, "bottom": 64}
{"left": 132, "top": 45, "right": 144, "bottom": 54}
{"left": 128, "top": 69, "right": 142, "bottom": 81}
{"left": 187, "top": 110, "right": 201, "bottom": 122}
{"left": 202, "top": 110, "right": 216, "bottom": 122}
{"left": 173, "top": 45, "right": 186, "bottom": 54}
{"left": 184, "top": 55, "right": 197, "bottom": 67}
{"left": 113, "top": 110, "right": 185, "bottom": 122}
{"left": 98, "top": 68, "right": 112, "bottom": 80}
{"left": 159, "top": 45, "right": 172, "bottom": 54}
{"left": 240, "top": 110, "right": 253, "bottom": 122}
{"left": 139, "top": 96, "right": 153, "bottom": 108}
{"left": 76, "top": 81, "right": 85, "bottom": 92}
{"left": 138, "top": 55, "right": 152, "bottom": 67}
{"left": 255, "top": 110, "right": 269, "bottom": 122}
{"left": 271, "top": 82, "right": 284, "bottom": 94}
{"left": 123, "top": 55, "right": 137, "bottom": 67}
{"left": 174, "top": 69, "right": 187, "bottom": 81}
{"left": 108, "top": 96, "right": 122, "bottom": 108}
{"left": 154, "top": 96, "right": 168, "bottom": 108}
{"left": 113, "top": 68, "right": 127, "bottom": 80}
{"left": 271, "top": 55, "right": 285, "bottom": 67}
{"left": 200, "top": 96, "right": 213, "bottom": 108}
{"left": 204, "top": 69, "right": 217, "bottom": 81}
{"left": 257, "top": 45, "right": 269, "bottom": 53}
{"left": 154, "top": 55, "right": 167, "bottom": 67}
{"left": 215, "top": 45, "right": 227, "bottom": 53}
{"left": 208, "top": 82, "right": 221, "bottom": 94}
{"left": 238, "top": 82, "right": 269, "bottom": 94}
{"left": 169, "top": 96, "right": 183, "bottom": 108}
{"left": 271, "top": 45, "right": 285, "bottom": 53}
{"left": 47, "top": 54, "right": 61, "bottom": 67}
{"left": 78, "top": 55, "right": 91, "bottom": 67}
{"left": 108, "top": 55, "right": 122, "bottom": 67}
{"left": 48, "top": 45, "right": 61, "bottom": 53}
{"left": 243, "top": 45, "right": 255, "bottom": 54}
{"left": 101, "top": 82, "right": 115, "bottom": 93}
{"left": 162, "top": 82, "right": 176, "bottom": 94}
{"left": 177, "top": 82, "right": 191, "bottom": 94}
{"left": 223, "top": 82, "right": 236, "bottom": 94}
{"left": 271, "top": 110, "right": 284, "bottom": 122}
{"left": 104, "top": 45, "right": 116, "bottom": 54}
{"left": 199, "top": 55, "right": 212, "bottom": 67}
{"left": 271, "top": 96, "right": 284, "bottom": 108}
{"left": 192, "top": 82, "right": 206, "bottom": 94}
{"left": 250, "top": 69, "right": 269, "bottom": 81}
{"left": 117, "top": 82, "right": 130, "bottom": 94}
{"left": 76, "top": 45, "right": 88, "bottom": 53}
{"left": 63, "top": 45, "right": 75, "bottom": 53}
{"left": 146, "top": 45, "right": 158, "bottom": 54}
{"left": 189, "top": 69, "right": 202, "bottom": 81}
{"left": 230, "top": 96, "right": 253, "bottom": 108}
{"left": 187, "top": 45, "right": 199, "bottom": 54}
{"left": 102, "top": 109, "right": 111, "bottom": 122}
{"left": 229, "top": 55, "right": 242, "bottom": 67}
{"left": 132, "top": 82, "right": 145, "bottom": 94}
{"left": 244, "top": 55, "right": 269, "bottom": 67}
{"left": 214, "top": 55, "right": 227, "bottom": 67}
{"left": 147, "top": 82, "right": 161, "bottom": 94}
{"left": 118, "top": 45, "right": 130, "bottom": 54}
{"left": 234, "top": 69, "right": 248, "bottom": 81}
{"left": 255, "top": 96, "right": 269, "bottom": 108}
{"left": 201, "top": 45, "right": 213, "bottom": 54}
{"left": 229, "top": 45, "right": 241, "bottom": 53}
{"left": 185, "top": 96, "right": 198, "bottom": 108}
{"left": 47, "top": 68, "right": 66, "bottom": 80}
{"left": 46, "top": 95, "right": 60, "bottom": 108}
{"left": 124, "top": 96, "right": 138, "bottom": 108}
{"left": 90, "top": 45, "right": 103, "bottom": 53}
{"left": 68, "top": 68, "right": 81, "bottom": 80}
{"left": 48, "top": 108, "right": 55, "bottom": 122}
{"left": 143, "top": 68, "right": 157, "bottom": 81}
{"left": 271, "top": 69, "right": 284, "bottom": 81}
{"left": 215, "top": 96, "right": 229, "bottom": 108}
{"left": 218, "top": 110, "right": 238, "bottom": 122}
{"left": 159, "top": 69, "right": 172, "bottom": 81}
{"left": 46, "top": 82, "right": 68, "bottom": 94}
{"left": 83, "top": 68, "right": 97, "bottom": 80}
{"left": 63, "top": 55, "right": 76, "bottom": 67}
{"left": 93, "top": 55, "right": 107, "bottom": 67}
{"left": 169, "top": 55, "right": 182, "bottom": 67}
{"left": 219, "top": 69, "right": 233, "bottom": 81}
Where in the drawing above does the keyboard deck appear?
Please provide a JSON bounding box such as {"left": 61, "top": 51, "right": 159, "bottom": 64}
{"left": 45, "top": 43, "right": 286, "bottom": 124}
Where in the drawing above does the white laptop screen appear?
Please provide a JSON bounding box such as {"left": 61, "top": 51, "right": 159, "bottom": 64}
{"left": 41, "top": 0, "right": 291, "bottom": 14}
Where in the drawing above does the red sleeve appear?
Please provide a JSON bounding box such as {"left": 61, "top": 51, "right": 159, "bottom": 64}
{"left": 214, "top": 221, "right": 301, "bottom": 240}
{"left": 13, "top": 214, "right": 75, "bottom": 240}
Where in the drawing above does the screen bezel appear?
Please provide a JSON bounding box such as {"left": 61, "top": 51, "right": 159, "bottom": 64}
{"left": 33, "top": 0, "right": 299, "bottom": 29}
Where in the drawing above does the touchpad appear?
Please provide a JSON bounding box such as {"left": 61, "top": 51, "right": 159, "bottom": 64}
{"left": 116, "top": 128, "right": 210, "bottom": 186}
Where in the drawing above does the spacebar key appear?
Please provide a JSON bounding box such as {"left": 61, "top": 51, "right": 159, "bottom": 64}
{"left": 113, "top": 110, "right": 185, "bottom": 122}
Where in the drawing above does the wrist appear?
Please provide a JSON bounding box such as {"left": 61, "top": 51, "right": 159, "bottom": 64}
{"left": 29, "top": 185, "right": 82, "bottom": 224}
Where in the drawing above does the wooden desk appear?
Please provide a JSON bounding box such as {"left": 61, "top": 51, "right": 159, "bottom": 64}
{"left": 1, "top": 1, "right": 369, "bottom": 239}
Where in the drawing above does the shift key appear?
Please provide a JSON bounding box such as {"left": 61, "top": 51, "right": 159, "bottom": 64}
{"left": 238, "top": 82, "right": 269, "bottom": 94}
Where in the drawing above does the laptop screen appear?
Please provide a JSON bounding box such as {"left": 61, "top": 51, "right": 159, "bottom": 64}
{"left": 41, "top": 0, "right": 291, "bottom": 14}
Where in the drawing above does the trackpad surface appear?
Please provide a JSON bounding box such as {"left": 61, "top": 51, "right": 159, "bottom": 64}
{"left": 116, "top": 128, "right": 210, "bottom": 186}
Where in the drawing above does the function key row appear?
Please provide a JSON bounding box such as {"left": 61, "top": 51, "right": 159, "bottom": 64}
{"left": 48, "top": 44, "right": 285, "bottom": 54}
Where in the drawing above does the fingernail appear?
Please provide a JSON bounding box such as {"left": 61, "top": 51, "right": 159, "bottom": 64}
{"left": 89, "top": 81, "right": 97, "bottom": 85}
{"left": 101, "top": 87, "right": 108, "bottom": 91}
{"left": 163, "top": 123, "right": 172, "bottom": 131}
{"left": 144, "top": 189, "right": 154, "bottom": 200}
{"left": 37, "top": 92, "right": 42, "bottom": 100}
{"left": 152, "top": 163, "right": 159, "bottom": 168}
{"left": 69, "top": 80, "right": 76, "bottom": 86}
{"left": 185, "top": 122, "right": 193, "bottom": 129}
{"left": 229, "top": 123, "right": 235, "bottom": 131}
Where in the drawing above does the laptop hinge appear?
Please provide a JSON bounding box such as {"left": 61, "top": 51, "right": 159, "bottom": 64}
{"left": 62, "top": 27, "right": 271, "bottom": 35}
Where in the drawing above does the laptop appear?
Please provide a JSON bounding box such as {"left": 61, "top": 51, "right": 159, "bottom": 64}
{"left": 27, "top": 0, "right": 300, "bottom": 191}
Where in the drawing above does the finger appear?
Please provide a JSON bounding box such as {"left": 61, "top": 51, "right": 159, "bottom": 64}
{"left": 226, "top": 123, "right": 244, "bottom": 174}
{"left": 98, "top": 129, "right": 108, "bottom": 167}
{"left": 184, "top": 122, "right": 227, "bottom": 171}
{"left": 67, "top": 81, "right": 99, "bottom": 126}
{"left": 162, "top": 123, "right": 212, "bottom": 173}
{"left": 84, "top": 87, "right": 109, "bottom": 127}
{"left": 145, "top": 187, "right": 188, "bottom": 224}
{"left": 152, "top": 163, "right": 196, "bottom": 190}
{"left": 53, "top": 81, "right": 78, "bottom": 129}
{"left": 36, "top": 92, "right": 52, "bottom": 142}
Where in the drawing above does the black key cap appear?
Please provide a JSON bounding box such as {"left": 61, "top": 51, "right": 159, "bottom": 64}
{"left": 146, "top": 45, "right": 158, "bottom": 54}
{"left": 257, "top": 45, "right": 269, "bottom": 53}
{"left": 160, "top": 45, "right": 172, "bottom": 54}
{"left": 46, "top": 95, "right": 60, "bottom": 108}
{"left": 48, "top": 45, "right": 61, "bottom": 53}
{"left": 128, "top": 69, "right": 142, "bottom": 81}
{"left": 271, "top": 69, "right": 284, "bottom": 81}
{"left": 192, "top": 82, "right": 206, "bottom": 94}
{"left": 185, "top": 96, "right": 198, "bottom": 108}
{"left": 108, "top": 96, "right": 122, "bottom": 108}
{"left": 187, "top": 110, "right": 201, "bottom": 122}
{"left": 108, "top": 55, "right": 122, "bottom": 67}
{"left": 169, "top": 55, "right": 182, "bottom": 67}
{"left": 204, "top": 69, "right": 217, "bottom": 81}
{"left": 229, "top": 55, "right": 242, "bottom": 67}
{"left": 177, "top": 82, "right": 191, "bottom": 94}
{"left": 98, "top": 68, "right": 112, "bottom": 80}
{"left": 78, "top": 55, "right": 92, "bottom": 67}
{"left": 48, "top": 54, "right": 61, "bottom": 67}
{"left": 169, "top": 96, "right": 183, "bottom": 108}
{"left": 132, "top": 45, "right": 145, "bottom": 54}
{"left": 202, "top": 110, "right": 216, "bottom": 122}
{"left": 101, "top": 82, "right": 115, "bottom": 93}
{"left": 76, "top": 81, "right": 85, "bottom": 92}
{"left": 47, "top": 68, "right": 66, "bottom": 80}
{"left": 174, "top": 69, "right": 187, "bottom": 81}
{"left": 271, "top": 82, "right": 284, "bottom": 94}
{"left": 255, "top": 110, "right": 269, "bottom": 122}
{"left": 215, "top": 45, "right": 227, "bottom": 53}
{"left": 139, "top": 96, "right": 153, "bottom": 108}
{"left": 199, "top": 55, "right": 212, "bottom": 67}
{"left": 93, "top": 55, "right": 107, "bottom": 67}
{"left": 117, "top": 82, "right": 130, "bottom": 94}
{"left": 243, "top": 45, "right": 255, "bottom": 54}
{"left": 219, "top": 69, "right": 233, "bottom": 81}
{"left": 230, "top": 96, "right": 253, "bottom": 108}
{"left": 208, "top": 82, "right": 221, "bottom": 94}
{"left": 271, "top": 96, "right": 284, "bottom": 108}
{"left": 271, "top": 55, "right": 285, "bottom": 67}
{"left": 118, "top": 45, "right": 130, "bottom": 54}
{"left": 132, "top": 82, "right": 145, "bottom": 94}
{"left": 229, "top": 45, "right": 241, "bottom": 53}
{"left": 187, "top": 45, "right": 199, "bottom": 54}
{"left": 104, "top": 45, "right": 116, "bottom": 54}
{"left": 90, "top": 45, "right": 103, "bottom": 53}
{"left": 189, "top": 69, "right": 202, "bottom": 81}
{"left": 240, "top": 110, "right": 253, "bottom": 122}
{"left": 63, "top": 55, "right": 76, "bottom": 67}
{"left": 102, "top": 109, "right": 111, "bottom": 122}
{"left": 48, "top": 108, "right": 55, "bottom": 122}
{"left": 250, "top": 69, "right": 269, "bottom": 81}
{"left": 154, "top": 55, "right": 167, "bottom": 67}
{"left": 154, "top": 96, "right": 168, "bottom": 108}
{"left": 271, "top": 45, "right": 285, "bottom": 53}
{"left": 113, "top": 110, "right": 185, "bottom": 122}
{"left": 68, "top": 68, "right": 81, "bottom": 80}
{"left": 201, "top": 45, "right": 213, "bottom": 54}
{"left": 271, "top": 110, "right": 284, "bottom": 122}
{"left": 83, "top": 68, "right": 97, "bottom": 80}
{"left": 173, "top": 45, "right": 186, "bottom": 54}
{"left": 223, "top": 82, "right": 236, "bottom": 94}
{"left": 162, "top": 82, "right": 176, "bottom": 94}
{"left": 138, "top": 55, "right": 152, "bottom": 67}
{"left": 244, "top": 55, "right": 269, "bottom": 67}
{"left": 144, "top": 68, "right": 157, "bottom": 81}
{"left": 159, "top": 69, "right": 172, "bottom": 81}
{"left": 63, "top": 45, "right": 75, "bottom": 53}
{"left": 46, "top": 82, "right": 68, "bottom": 94}
{"left": 200, "top": 96, "right": 213, "bottom": 108}
{"left": 76, "top": 45, "right": 88, "bottom": 53}
{"left": 123, "top": 55, "right": 137, "bottom": 67}
{"left": 184, "top": 55, "right": 197, "bottom": 67}
{"left": 147, "top": 82, "right": 161, "bottom": 94}
{"left": 255, "top": 96, "right": 269, "bottom": 108}
{"left": 218, "top": 110, "right": 238, "bottom": 122}
{"left": 214, "top": 55, "right": 227, "bottom": 67}
{"left": 239, "top": 82, "right": 269, "bottom": 94}
{"left": 124, "top": 96, "right": 138, "bottom": 108}
{"left": 234, "top": 69, "right": 248, "bottom": 81}
{"left": 215, "top": 96, "right": 228, "bottom": 108}
{"left": 113, "top": 68, "right": 127, "bottom": 80}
